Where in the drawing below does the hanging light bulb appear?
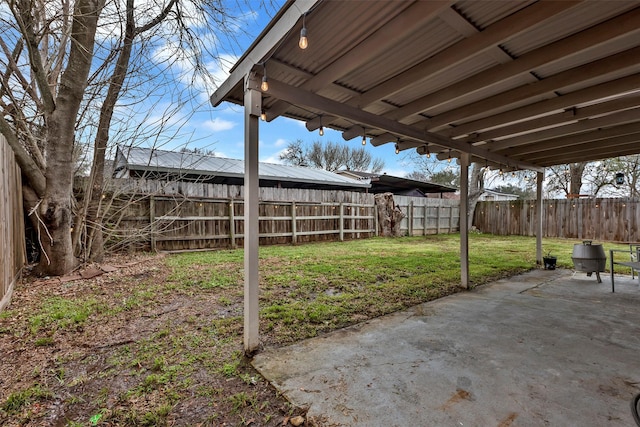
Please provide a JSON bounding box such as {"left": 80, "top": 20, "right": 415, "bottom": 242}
{"left": 260, "top": 110, "right": 266, "bottom": 121}
{"left": 261, "top": 64, "right": 269, "bottom": 91}
{"left": 362, "top": 127, "right": 366, "bottom": 145}
{"left": 499, "top": 168, "right": 504, "bottom": 175}
{"left": 318, "top": 115, "right": 324, "bottom": 136}
{"left": 299, "top": 14, "right": 308, "bottom": 50}
{"left": 447, "top": 149, "right": 452, "bottom": 163}
{"left": 395, "top": 143, "right": 400, "bottom": 155}
{"left": 426, "top": 148, "right": 431, "bottom": 158}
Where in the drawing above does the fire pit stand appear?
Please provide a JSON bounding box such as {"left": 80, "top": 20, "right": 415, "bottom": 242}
{"left": 572, "top": 240, "right": 607, "bottom": 283}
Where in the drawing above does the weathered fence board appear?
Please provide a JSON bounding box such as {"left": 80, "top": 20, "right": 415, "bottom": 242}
{"left": 107, "top": 179, "right": 461, "bottom": 252}
{"left": 474, "top": 198, "right": 640, "bottom": 242}
{"left": 394, "top": 195, "right": 460, "bottom": 236}
{"left": 0, "top": 135, "right": 25, "bottom": 312}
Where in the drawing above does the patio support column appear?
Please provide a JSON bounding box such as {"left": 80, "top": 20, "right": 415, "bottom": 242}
{"left": 536, "top": 171, "right": 544, "bottom": 265}
{"left": 460, "top": 152, "right": 470, "bottom": 289}
{"left": 244, "top": 78, "right": 261, "bottom": 353}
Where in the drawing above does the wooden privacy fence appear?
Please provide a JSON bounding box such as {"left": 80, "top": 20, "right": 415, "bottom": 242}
{"left": 395, "top": 195, "right": 460, "bottom": 236}
{"left": 474, "top": 198, "right": 640, "bottom": 242}
{"left": 0, "top": 135, "right": 26, "bottom": 312}
{"left": 115, "top": 196, "right": 376, "bottom": 252}
{"left": 108, "top": 179, "right": 461, "bottom": 252}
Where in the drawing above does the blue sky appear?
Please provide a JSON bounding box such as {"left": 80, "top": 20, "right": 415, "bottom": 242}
{"left": 168, "top": 1, "right": 418, "bottom": 178}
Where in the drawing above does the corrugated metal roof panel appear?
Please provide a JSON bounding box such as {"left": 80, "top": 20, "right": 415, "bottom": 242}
{"left": 454, "top": 0, "right": 535, "bottom": 30}
{"left": 117, "top": 146, "right": 370, "bottom": 188}
{"left": 502, "top": 2, "right": 639, "bottom": 56}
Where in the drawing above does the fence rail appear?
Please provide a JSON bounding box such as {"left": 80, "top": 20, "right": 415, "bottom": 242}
{"left": 1, "top": 135, "right": 25, "bottom": 312}
{"left": 474, "top": 198, "right": 640, "bottom": 242}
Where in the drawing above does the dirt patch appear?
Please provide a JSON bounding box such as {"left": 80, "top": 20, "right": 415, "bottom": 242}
{"left": 0, "top": 254, "right": 322, "bottom": 426}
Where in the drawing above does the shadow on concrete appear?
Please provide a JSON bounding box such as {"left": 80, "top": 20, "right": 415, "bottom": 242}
{"left": 253, "top": 269, "right": 640, "bottom": 426}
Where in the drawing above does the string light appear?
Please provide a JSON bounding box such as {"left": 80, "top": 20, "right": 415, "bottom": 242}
{"left": 299, "top": 14, "right": 308, "bottom": 49}
{"left": 395, "top": 143, "right": 400, "bottom": 155}
{"left": 447, "top": 149, "right": 452, "bottom": 163}
{"left": 426, "top": 147, "right": 431, "bottom": 158}
{"left": 362, "top": 127, "right": 366, "bottom": 145}
{"left": 260, "top": 110, "right": 266, "bottom": 121}
{"left": 260, "top": 63, "right": 269, "bottom": 91}
{"left": 319, "top": 115, "right": 324, "bottom": 136}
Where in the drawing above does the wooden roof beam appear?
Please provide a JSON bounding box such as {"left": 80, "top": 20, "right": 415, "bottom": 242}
{"left": 463, "top": 95, "right": 640, "bottom": 143}
{"left": 265, "top": 1, "right": 452, "bottom": 120}
{"left": 425, "top": 45, "right": 640, "bottom": 130}
{"left": 386, "top": 7, "right": 640, "bottom": 122}
{"left": 348, "top": 0, "right": 582, "bottom": 109}
{"left": 258, "top": 77, "right": 543, "bottom": 172}
{"left": 523, "top": 134, "right": 640, "bottom": 165}
{"left": 495, "top": 121, "right": 640, "bottom": 157}
{"left": 441, "top": 73, "right": 640, "bottom": 138}
{"left": 486, "top": 107, "right": 640, "bottom": 151}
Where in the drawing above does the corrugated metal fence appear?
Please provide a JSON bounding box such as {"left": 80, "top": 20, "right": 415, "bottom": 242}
{"left": 106, "top": 179, "right": 461, "bottom": 252}
{"left": 1, "top": 135, "right": 25, "bottom": 311}
{"left": 474, "top": 198, "right": 640, "bottom": 242}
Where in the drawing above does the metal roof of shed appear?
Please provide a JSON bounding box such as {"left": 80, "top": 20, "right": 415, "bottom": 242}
{"left": 115, "top": 146, "right": 370, "bottom": 189}
{"left": 210, "top": 0, "right": 640, "bottom": 172}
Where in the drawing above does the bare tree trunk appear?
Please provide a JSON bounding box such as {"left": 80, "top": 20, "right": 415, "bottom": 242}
{"left": 374, "top": 193, "right": 405, "bottom": 237}
{"left": 83, "top": 0, "right": 176, "bottom": 261}
{"left": 466, "top": 163, "right": 485, "bottom": 229}
{"left": 569, "top": 162, "right": 586, "bottom": 196}
{"left": 35, "top": 0, "right": 104, "bottom": 275}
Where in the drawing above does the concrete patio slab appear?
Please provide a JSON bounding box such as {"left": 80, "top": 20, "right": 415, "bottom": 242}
{"left": 252, "top": 269, "right": 640, "bottom": 426}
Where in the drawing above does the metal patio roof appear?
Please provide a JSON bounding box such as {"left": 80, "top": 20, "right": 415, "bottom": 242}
{"left": 210, "top": 0, "right": 640, "bottom": 172}
{"left": 114, "top": 145, "right": 370, "bottom": 190}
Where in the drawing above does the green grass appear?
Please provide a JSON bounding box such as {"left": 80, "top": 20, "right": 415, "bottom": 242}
{"left": 2, "top": 234, "right": 634, "bottom": 426}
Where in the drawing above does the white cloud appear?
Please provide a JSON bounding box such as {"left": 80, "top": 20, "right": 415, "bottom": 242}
{"left": 274, "top": 138, "right": 288, "bottom": 147}
{"left": 204, "top": 117, "right": 236, "bottom": 132}
{"left": 261, "top": 149, "right": 288, "bottom": 164}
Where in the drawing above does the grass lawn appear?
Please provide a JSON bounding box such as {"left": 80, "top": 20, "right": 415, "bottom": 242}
{"left": 0, "top": 234, "right": 632, "bottom": 426}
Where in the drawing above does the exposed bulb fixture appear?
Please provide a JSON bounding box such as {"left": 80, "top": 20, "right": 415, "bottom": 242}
{"left": 362, "top": 127, "right": 366, "bottom": 145}
{"left": 426, "top": 148, "right": 431, "bottom": 158}
{"left": 395, "top": 143, "right": 400, "bottom": 155}
{"left": 261, "top": 64, "right": 269, "bottom": 91}
{"left": 260, "top": 110, "right": 266, "bottom": 121}
{"left": 319, "top": 126, "right": 324, "bottom": 136}
{"left": 499, "top": 168, "right": 504, "bottom": 175}
{"left": 447, "top": 149, "right": 452, "bottom": 163}
{"left": 299, "top": 14, "right": 308, "bottom": 49}
{"left": 299, "top": 27, "right": 308, "bottom": 50}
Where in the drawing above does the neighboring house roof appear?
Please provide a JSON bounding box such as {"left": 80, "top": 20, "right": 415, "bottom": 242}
{"left": 113, "top": 146, "right": 370, "bottom": 190}
{"left": 336, "top": 170, "right": 457, "bottom": 196}
{"left": 479, "top": 189, "right": 519, "bottom": 201}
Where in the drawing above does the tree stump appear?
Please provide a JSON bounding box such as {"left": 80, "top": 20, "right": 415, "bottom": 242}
{"left": 374, "top": 193, "right": 406, "bottom": 237}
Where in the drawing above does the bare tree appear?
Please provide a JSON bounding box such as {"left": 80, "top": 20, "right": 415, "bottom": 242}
{"left": 279, "top": 139, "right": 385, "bottom": 173}
{"left": 0, "top": 0, "right": 255, "bottom": 274}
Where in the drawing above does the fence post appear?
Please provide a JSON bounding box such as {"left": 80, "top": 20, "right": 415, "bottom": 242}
{"left": 149, "top": 195, "right": 156, "bottom": 252}
{"left": 229, "top": 200, "right": 236, "bottom": 249}
{"left": 374, "top": 204, "right": 379, "bottom": 236}
{"left": 577, "top": 200, "right": 583, "bottom": 240}
{"left": 449, "top": 206, "right": 454, "bottom": 233}
{"left": 339, "top": 203, "right": 344, "bottom": 241}
{"left": 424, "top": 204, "right": 428, "bottom": 236}
{"left": 436, "top": 206, "right": 441, "bottom": 234}
{"left": 408, "top": 201, "right": 414, "bottom": 236}
{"left": 291, "top": 201, "right": 297, "bottom": 244}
